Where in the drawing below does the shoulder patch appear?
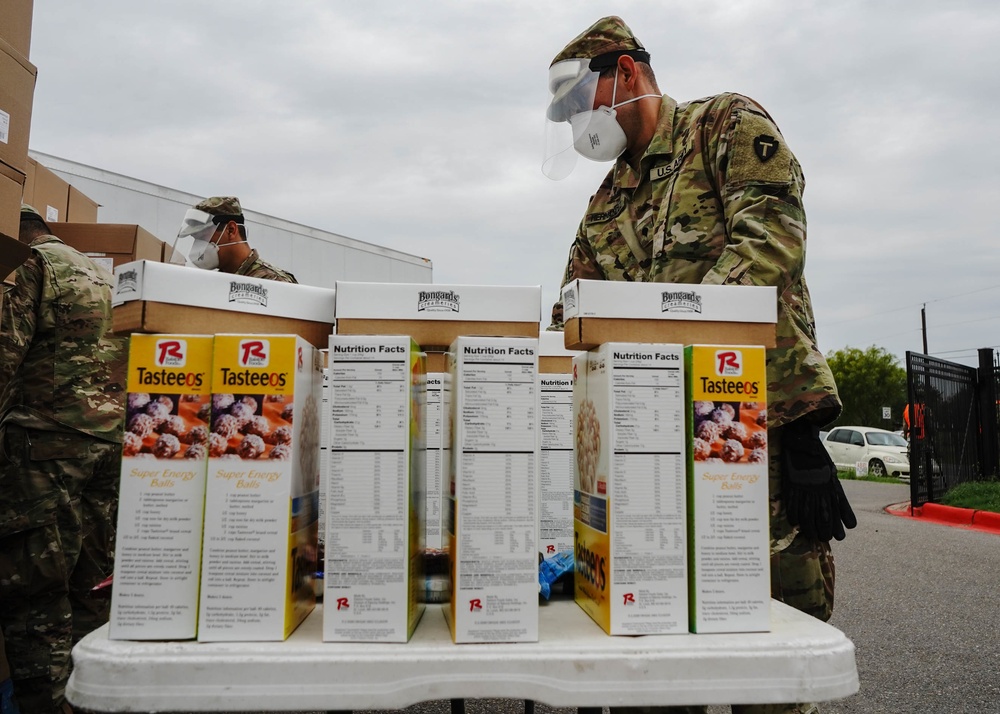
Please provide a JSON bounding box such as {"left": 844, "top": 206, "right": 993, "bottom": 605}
{"left": 727, "top": 110, "right": 792, "bottom": 185}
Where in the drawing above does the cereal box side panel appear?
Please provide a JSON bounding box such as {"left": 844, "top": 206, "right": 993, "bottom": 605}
{"left": 686, "top": 345, "right": 771, "bottom": 634}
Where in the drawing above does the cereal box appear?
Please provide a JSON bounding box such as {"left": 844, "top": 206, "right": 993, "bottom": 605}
{"left": 110, "top": 335, "right": 214, "bottom": 640}
{"left": 424, "top": 371, "right": 450, "bottom": 554}
{"left": 573, "top": 343, "right": 688, "bottom": 635}
{"left": 198, "top": 335, "right": 322, "bottom": 641}
{"left": 445, "top": 337, "right": 539, "bottom": 643}
{"left": 324, "top": 335, "right": 426, "bottom": 643}
{"left": 539, "top": 372, "right": 573, "bottom": 563}
{"left": 685, "top": 345, "right": 770, "bottom": 633}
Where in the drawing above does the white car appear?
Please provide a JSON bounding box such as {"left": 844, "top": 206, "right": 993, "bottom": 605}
{"left": 823, "top": 426, "right": 910, "bottom": 479}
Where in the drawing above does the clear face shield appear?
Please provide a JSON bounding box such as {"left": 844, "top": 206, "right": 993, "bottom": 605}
{"left": 542, "top": 59, "right": 601, "bottom": 181}
{"left": 170, "top": 208, "right": 220, "bottom": 266}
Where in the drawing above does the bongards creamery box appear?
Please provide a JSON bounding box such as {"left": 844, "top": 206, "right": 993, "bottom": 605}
{"left": 560, "top": 280, "right": 777, "bottom": 351}
{"left": 198, "top": 335, "right": 322, "bottom": 641}
{"left": 573, "top": 343, "right": 688, "bottom": 635}
{"left": 324, "top": 335, "right": 426, "bottom": 643}
{"left": 445, "top": 337, "right": 539, "bottom": 643}
{"left": 686, "top": 345, "right": 770, "bottom": 633}
{"left": 110, "top": 335, "right": 214, "bottom": 640}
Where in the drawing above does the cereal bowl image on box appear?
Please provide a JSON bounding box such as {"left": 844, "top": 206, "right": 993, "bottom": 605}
{"left": 125, "top": 391, "right": 211, "bottom": 461}
{"left": 691, "top": 400, "right": 768, "bottom": 465}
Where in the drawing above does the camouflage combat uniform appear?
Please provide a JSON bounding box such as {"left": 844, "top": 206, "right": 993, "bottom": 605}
{"left": 549, "top": 17, "right": 840, "bottom": 714}
{"left": 0, "top": 233, "right": 126, "bottom": 714}
{"left": 234, "top": 248, "right": 297, "bottom": 283}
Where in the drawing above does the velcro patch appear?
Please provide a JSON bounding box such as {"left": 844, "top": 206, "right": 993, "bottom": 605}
{"left": 727, "top": 110, "right": 792, "bottom": 185}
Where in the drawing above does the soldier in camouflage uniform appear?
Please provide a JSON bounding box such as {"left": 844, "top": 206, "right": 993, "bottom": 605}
{"left": 544, "top": 18, "right": 854, "bottom": 714}
{"left": 176, "top": 196, "right": 297, "bottom": 282}
{"left": 0, "top": 205, "right": 126, "bottom": 713}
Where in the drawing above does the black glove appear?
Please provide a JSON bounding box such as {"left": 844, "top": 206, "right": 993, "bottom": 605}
{"left": 781, "top": 420, "right": 857, "bottom": 542}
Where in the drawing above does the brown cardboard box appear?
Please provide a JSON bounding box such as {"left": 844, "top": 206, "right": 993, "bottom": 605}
{"left": 161, "top": 240, "right": 186, "bottom": 265}
{"left": 113, "top": 301, "right": 334, "bottom": 350}
{"left": 0, "top": 160, "right": 25, "bottom": 240}
{"left": 0, "top": 39, "right": 36, "bottom": 174}
{"left": 0, "top": 0, "right": 33, "bottom": 59}
{"left": 424, "top": 350, "right": 448, "bottom": 372}
{"left": 563, "top": 316, "right": 776, "bottom": 352}
{"left": 49, "top": 223, "right": 166, "bottom": 270}
{"left": 336, "top": 319, "right": 538, "bottom": 350}
{"left": 539, "top": 355, "right": 572, "bottom": 374}
{"left": 22, "top": 158, "right": 68, "bottom": 222}
{"left": 67, "top": 186, "right": 99, "bottom": 222}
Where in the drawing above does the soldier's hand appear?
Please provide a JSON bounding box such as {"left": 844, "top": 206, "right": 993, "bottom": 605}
{"left": 781, "top": 420, "right": 857, "bottom": 542}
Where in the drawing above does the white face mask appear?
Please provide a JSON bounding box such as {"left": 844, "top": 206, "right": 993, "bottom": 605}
{"left": 570, "top": 68, "right": 660, "bottom": 163}
{"left": 189, "top": 237, "right": 220, "bottom": 270}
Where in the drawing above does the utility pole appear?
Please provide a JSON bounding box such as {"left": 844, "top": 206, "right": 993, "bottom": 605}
{"left": 921, "top": 304, "right": 928, "bottom": 354}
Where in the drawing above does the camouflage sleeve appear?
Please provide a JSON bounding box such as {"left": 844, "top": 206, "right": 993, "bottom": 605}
{"left": 549, "top": 220, "right": 606, "bottom": 329}
{"left": 0, "top": 254, "right": 42, "bottom": 397}
{"left": 700, "top": 95, "right": 806, "bottom": 293}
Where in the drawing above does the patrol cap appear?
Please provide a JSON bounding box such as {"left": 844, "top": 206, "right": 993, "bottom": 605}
{"left": 193, "top": 196, "right": 245, "bottom": 224}
{"left": 20, "top": 203, "right": 50, "bottom": 231}
{"left": 550, "top": 16, "right": 649, "bottom": 70}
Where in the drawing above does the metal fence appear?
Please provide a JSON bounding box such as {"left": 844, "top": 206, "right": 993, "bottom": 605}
{"left": 906, "top": 349, "right": 1000, "bottom": 506}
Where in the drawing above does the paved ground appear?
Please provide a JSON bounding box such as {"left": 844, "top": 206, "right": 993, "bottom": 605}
{"left": 86, "top": 480, "right": 1000, "bottom": 714}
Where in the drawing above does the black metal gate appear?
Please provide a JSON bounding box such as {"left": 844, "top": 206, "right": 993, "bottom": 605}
{"left": 906, "top": 350, "right": 1000, "bottom": 506}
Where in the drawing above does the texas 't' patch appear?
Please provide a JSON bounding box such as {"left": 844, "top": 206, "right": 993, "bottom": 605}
{"left": 727, "top": 110, "right": 792, "bottom": 185}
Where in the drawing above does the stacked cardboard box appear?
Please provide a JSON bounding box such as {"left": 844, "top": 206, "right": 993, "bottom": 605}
{"left": 0, "top": 0, "right": 36, "bottom": 239}
{"left": 51, "top": 223, "right": 173, "bottom": 273}
{"left": 110, "top": 260, "right": 337, "bottom": 348}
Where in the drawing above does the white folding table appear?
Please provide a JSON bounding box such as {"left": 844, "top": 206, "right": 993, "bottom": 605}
{"left": 67, "top": 599, "right": 858, "bottom": 713}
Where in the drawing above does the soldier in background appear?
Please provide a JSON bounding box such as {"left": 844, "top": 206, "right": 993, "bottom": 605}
{"left": 0, "top": 205, "right": 126, "bottom": 713}
{"left": 543, "top": 17, "right": 855, "bottom": 714}
{"left": 175, "top": 196, "right": 297, "bottom": 282}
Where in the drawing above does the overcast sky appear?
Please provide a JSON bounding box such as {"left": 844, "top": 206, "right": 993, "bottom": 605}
{"left": 26, "top": 1, "right": 1000, "bottom": 369}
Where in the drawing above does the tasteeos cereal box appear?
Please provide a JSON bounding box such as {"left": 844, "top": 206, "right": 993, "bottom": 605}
{"left": 198, "top": 335, "right": 322, "bottom": 642}
{"left": 110, "top": 334, "right": 214, "bottom": 640}
{"left": 446, "top": 336, "right": 539, "bottom": 643}
{"left": 573, "top": 343, "right": 688, "bottom": 635}
{"left": 324, "top": 335, "right": 426, "bottom": 643}
{"left": 685, "top": 345, "right": 770, "bottom": 633}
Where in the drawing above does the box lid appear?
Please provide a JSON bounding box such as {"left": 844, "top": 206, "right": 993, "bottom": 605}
{"left": 335, "top": 281, "right": 541, "bottom": 322}
{"left": 538, "top": 330, "right": 582, "bottom": 357}
{"left": 561, "top": 279, "right": 777, "bottom": 323}
{"left": 112, "top": 260, "right": 336, "bottom": 322}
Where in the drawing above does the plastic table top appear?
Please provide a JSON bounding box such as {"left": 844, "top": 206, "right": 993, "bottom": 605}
{"left": 66, "top": 599, "right": 858, "bottom": 712}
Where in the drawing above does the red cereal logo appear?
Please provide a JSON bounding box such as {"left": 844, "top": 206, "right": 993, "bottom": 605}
{"left": 469, "top": 598, "right": 482, "bottom": 612}
{"left": 239, "top": 339, "right": 269, "bottom": 367}
{"left": 155, "top": 339, "right": 186, "bottom": 367}
{"left": 546, "top": 544, "right": 556, "bottom": 554}
{"left": 715, "top": 350, "right": 742, "bottom": 376}
{"left": 336, "top": 597, "right": 350, "bottom": 610}
{"left": 623, "top": 593, "right": 635, "bottom": 605}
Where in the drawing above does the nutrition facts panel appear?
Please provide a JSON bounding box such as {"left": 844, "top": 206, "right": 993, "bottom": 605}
{"left": 610, "top": 357, "right": 686, "bottom": 560}
{"left": 539, "top": 375, "right": 573, "bottom": 552}
{"left": 458, "top": 358, "right": 537, "bottom": 558}
{"left": 328, "top": 346, "right": 409, "bottom": 554}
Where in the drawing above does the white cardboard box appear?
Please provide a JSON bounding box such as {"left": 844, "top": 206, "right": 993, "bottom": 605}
{"left": 685, "top": 345, "right": 771, "bottom": 633}
{"left": 334, "top": 282, "right": 542, "bottom": 347}
{"left": 445, "top": 337, "right": 539, "bottom": 643}
{"left": 561, "top": 280, "right": 777, "bottom": 323}
{"left": 539, "top": 372, "right": 573, "bottom": 562}
{"left": 559, "top": 280, "right": 778, "bottom": 351}
{"left": 109, "top": 335, "right": 214, "bottom": 640}
{"left": 324, "top": 335, "right": 426, "bottom": 642}
{"left": 198, "top": 335, "right": 322, "bottom": 641}
{"left": 573, "top": 343, "right": 689, "bottom": 635}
